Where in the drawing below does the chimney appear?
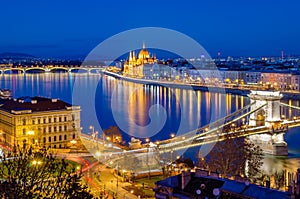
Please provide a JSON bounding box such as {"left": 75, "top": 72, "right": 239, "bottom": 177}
{"left": 181, "top": 170, "right": 191, "bottom": 190}
{"left": 266, "top": 180, "right": 270, "bottom": 189}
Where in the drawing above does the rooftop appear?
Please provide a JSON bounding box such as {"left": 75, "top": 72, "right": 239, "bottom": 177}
{"left": 155, "top": 170, "right": 290, "bottom": 199}
{"left": 0, "top": 96, "right": 77, "bottom": 114}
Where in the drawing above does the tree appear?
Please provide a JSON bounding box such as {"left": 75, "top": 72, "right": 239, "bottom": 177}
{"left": 208, "top": 137, "right": 245, "bottom": 178}
{"left": 196, "top": 151, "right": 208, "bottom": 170}
{"left": 207, "top": 136, "right": 263, "bottom": 181}
{"left": 0, "top": 146, "right": 94, "bottom": 199}
{"left": 244, "top": 138, "right": 264, "bottom": 182}
{"left": 273, "top": 170, "right": 285, "bottom": 190}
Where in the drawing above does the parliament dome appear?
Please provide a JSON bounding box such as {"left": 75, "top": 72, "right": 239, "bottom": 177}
{"left": 138, "top": 48, "right": 150, "bottom": 59}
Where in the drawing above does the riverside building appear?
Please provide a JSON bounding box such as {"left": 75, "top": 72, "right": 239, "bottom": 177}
{"left": 0, "top": 96, "right": 81, "bottom": 149}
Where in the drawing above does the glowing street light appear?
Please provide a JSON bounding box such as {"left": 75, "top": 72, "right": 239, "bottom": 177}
{"left": 32, "top": 160, "right": 42, "bottom": 165}
{"left": 170, "top": 133, "right": 175, "bottom": 138}
{"left": 95, "top": 151, "right": 101, "bottom": 162}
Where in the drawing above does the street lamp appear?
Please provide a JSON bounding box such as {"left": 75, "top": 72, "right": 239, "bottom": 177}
{"left": 122, "top": 169, "right": 126, "bottom": 182}
{"left": 231, "top": 123, "right": 236, "bottom": 131}
{"left": 145, "top": 138, "right": 150, "bottom": 179}
{"left": 242, "top": 118, "right": 246, "bottom": 125}
{"left": 70, "top": 140, "right": 77, "bottom": 152}
{"left": 89, "top": 125, "right": 95, "bottom": 141}
{"left": 95, "top": 151, "right": 101, "bottom": 162}
{"left": 124, "top": 190, "right": 134, "bottom": 199}
{"left": 32, "top": 160, "right": 42, "bottom": 166}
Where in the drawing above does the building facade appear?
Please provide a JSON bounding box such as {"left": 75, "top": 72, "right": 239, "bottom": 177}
{"left": 123, "top": 43, "right": 157, "bottom": 77}
{"left": 0, "top": 97, "right": 81, "bottom": 149}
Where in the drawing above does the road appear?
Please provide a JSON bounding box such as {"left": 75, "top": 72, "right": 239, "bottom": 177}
{"left": 65, "top": 155, "right": 139, "bottom": 199}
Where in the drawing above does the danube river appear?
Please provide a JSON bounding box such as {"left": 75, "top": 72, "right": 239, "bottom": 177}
{"left": 1, "top": 73, "right": 300, "bottom": 174}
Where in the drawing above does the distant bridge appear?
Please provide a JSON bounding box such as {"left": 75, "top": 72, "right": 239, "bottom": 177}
{"left": 0, "top": 66, "right": 106, "bottom": 74}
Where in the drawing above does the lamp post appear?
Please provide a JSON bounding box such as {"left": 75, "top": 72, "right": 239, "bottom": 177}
{"left": 122, "top": 169, "right": 126, "bottom": 182}
{"left": 145, "top": 138, "right": 150, "bottom": 179}
{"left": 89, "top": 125, "right": 95, "bottom": 141}
{"left": 70, "top": 139, "right": 77, "bottom": 153}
{"left": 95, "top": 151, "right": 101, "bottom": 162}
{"left": 124, "top": 190, "right": 134, "bottom": 199}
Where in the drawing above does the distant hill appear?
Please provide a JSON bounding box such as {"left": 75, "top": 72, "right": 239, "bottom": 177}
{"left": 0, "top": 52, "right": 36, "bottom": 59}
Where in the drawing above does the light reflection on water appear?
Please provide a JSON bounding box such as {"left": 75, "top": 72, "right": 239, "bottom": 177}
{"left": 1, "top": 73, "right": 300, "bottom": 172}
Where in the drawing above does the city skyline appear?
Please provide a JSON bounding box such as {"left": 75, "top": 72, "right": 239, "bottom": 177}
{"left": 1, "top": 0, "right": 300, "bottom": 58}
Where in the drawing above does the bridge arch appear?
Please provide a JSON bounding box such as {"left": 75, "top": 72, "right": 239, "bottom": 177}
{"left": 255, "top": 109, "right": 265, "bottom": 126}
{"left": 49, "top": 67, "right": 69, "bottom": 72}
{"left": 69, "top": 68, "right": 89, "bottom": 73}
{"left": 25, "top": 67, "right": 46, "bottom": 73}
{"left": 3, "top": 68, "right": 24, "bottom": 74}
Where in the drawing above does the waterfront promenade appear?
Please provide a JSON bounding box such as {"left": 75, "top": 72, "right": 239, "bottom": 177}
{"left": 103, "top": 70, "right": 300, "bottom": 99}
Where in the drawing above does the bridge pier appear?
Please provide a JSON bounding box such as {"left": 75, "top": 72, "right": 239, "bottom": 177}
{"left": 248, "top": 132, "right": 288, "bottom": 156}
{"left": 248, "top": 90, "right": 288, "bottom": 156}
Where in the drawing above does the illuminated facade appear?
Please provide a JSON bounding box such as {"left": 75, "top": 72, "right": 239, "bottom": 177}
{"left": 0, "top": 97, "right": 81, "bottom": 149}
{"left": 248, "top": 90, "right": 288, "bottom": 156}
{"left": 123, "top": 43, "right": 157, "bottom": 77}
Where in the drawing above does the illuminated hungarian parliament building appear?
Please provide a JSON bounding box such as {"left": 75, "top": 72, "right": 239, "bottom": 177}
{"left": 123, "top": 43, "right": 163, "bottom": 78}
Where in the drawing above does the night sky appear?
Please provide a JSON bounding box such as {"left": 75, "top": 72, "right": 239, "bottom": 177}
{"left": 1, "top": 0, "right": 300, "bottom": 58}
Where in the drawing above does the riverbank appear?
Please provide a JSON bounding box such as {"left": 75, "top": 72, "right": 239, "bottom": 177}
{"left": 103, "top": 70, "right": 300, "bottom": 99}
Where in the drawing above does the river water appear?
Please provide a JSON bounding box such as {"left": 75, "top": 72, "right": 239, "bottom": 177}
{"left": 1, "top": 73, "right": 300, "bottom": 174}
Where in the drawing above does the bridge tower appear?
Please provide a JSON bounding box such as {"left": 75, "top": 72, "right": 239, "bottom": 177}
{"left": 248, "top": 90, "right": 288, "bottom": 156}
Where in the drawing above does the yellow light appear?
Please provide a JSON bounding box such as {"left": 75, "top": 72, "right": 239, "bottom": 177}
{"left": 170, "top": 133, "right": 175, "bottom": 138}
{"left": 27, "top": 131, "right": 34, "bottom": 135}
{"left": 76, "top": 166, "right": 80, "bottom": 170}
{"left": 145, "top": 138, "right": 150, "bottom": 143}
{"left": 95, "top": 151, "right": 101, "bottom": 157}
{"left": 155, "top": 141, "right": 160, "bottom": 145}
{"left": 70, "top": 140, "right": 77, "bottom": 144}
{"left": 32, "top": 160, "right": 37, "bottom": 165}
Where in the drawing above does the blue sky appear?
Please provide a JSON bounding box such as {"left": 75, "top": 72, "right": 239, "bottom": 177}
{"left": 1, "top": 0, "right": 300, "bottom": 58}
